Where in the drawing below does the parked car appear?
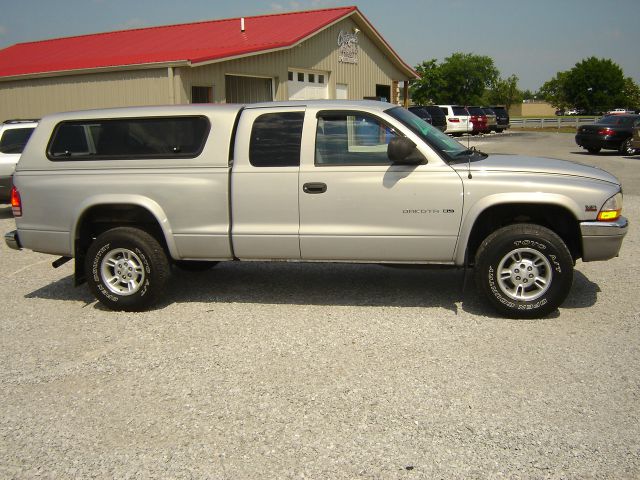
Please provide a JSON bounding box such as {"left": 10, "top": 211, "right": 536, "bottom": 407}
{"left": 607, "top": 108, "right": 633, "bottom": 115}
{"left": 408, "top": 105, "right": 447, "bottom": 132}
{"left": 630, "top": 125, "right": 640, "bottom": 154}
{"left": 489, "top": 106, "right": 510, "bottom": 132}
{"left": 438, "top": 105, "right": 471, "bottom": 135}
{"left": 421, "top": 105, "right": 447, "bottom": 132}
{"left": 408, "top": 106, "right": 432, "bottom": 124}
{"left": 575, "top": 114, "right": 640, "bottom": 154}
{"left": 481, "top": 107, "right": 498, "bottom": 132}
{"left": 565, "top": 109, "right": 579, "bottom": 116}
{"left": 465, "top": 106, "right": 489, "bottom": 135}
{"left": 0, "top": 119, "right": 37, "bottom": 203}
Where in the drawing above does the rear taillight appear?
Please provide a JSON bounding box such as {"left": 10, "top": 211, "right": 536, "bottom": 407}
{"left": 11, "top": 186, "right": 22, "bottom": 217}
{"left": 598, "top": 128, "right": 615, "bottom": 136}
{"left": 449, "top": 118, "right": 460, "bottom": 122}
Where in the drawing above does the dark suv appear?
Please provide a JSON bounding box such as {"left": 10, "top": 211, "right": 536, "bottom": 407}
{"left": 408, "top": 105, "right": 447, "bottom": 132}
{"left": 489, "top": 106, "right": 510, "bottom": 132}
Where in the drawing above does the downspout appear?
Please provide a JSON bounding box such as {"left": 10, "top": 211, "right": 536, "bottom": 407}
{"left": 168, "top": 67, "right": 176, "bottom": 104}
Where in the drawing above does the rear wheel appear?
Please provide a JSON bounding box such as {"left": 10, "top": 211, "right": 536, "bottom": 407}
{"left": 474, "top": 224, "right": 574, "bottom": 319}
{"left": 85, "top": 227, "right": 170, "bottom": 311}
{"left": 620, "top": 138, "right": 636, "bottom": 155}
{"left": 586, "top": 147, "right": 601, "bottom": 154}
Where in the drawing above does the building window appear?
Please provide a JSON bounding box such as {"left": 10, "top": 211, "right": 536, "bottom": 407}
{"left": 318, "top": 74, "right": 325, "bottom": 84}
{"left": 308, "top": 74, "right": 315, "bottom": 83}
{"left": 288, "top": 71, "right": 293, "bottom": 81}
{"left": 192, "top": 86, "right": 213, "bottom": 103}
{"left": 297, "top": 72, "right": 305, "bottom": 82}
{"left": 249, "top": 112, "right": 304, "bottom": 167}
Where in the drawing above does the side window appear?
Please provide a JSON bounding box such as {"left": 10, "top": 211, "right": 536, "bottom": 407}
{"left": 315, "top": 113, "right": 397, "bottom": 166}
{"left": 47, "top": 117, "right": 210, "bottom": 160}
{"left": 249, "top": 112, "right": 304, "bottom": 167}
{"left": 0, "top": 127, "right": 35, "bottom": 154}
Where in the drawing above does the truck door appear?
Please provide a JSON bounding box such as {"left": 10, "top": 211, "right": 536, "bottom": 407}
{"left": 231, "top": 107, "right": 304, "bottom": 260}
{"left": 299, "top": 109, "right": 464, "bottom": 262}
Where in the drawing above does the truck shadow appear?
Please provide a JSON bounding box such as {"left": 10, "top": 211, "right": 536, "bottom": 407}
{"left": 165, "top": 262, "right": 599, "bottom": 317}
{"left": 25, "top": 262, "right": 599, "bottom": 318}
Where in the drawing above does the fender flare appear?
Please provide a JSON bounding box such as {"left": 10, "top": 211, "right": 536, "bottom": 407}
{"left": 69, "top": 194, "right": 179, "bottom": 259}
{"left": 454, "top": 192, "right": 582, "bottom": 265}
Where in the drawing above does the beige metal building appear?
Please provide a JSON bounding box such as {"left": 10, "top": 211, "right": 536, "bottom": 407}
{"left": 0, "top": 7, "right": 417, "bottom": 120}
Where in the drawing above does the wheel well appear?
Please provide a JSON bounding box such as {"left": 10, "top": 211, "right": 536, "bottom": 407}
{"left": 75, "top": 204, "right": 168, "bottom": 257}
{"left": 466, "top": 203, "right": 581, "bottom": 265}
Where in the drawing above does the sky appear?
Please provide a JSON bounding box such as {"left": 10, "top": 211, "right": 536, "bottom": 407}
{"left": 0, "top": 0, "right": 638, "bottom": 91}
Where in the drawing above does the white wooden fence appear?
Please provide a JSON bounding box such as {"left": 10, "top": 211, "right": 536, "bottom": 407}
{"left": 510, "top": 117, "right": 600, "bottom": 128}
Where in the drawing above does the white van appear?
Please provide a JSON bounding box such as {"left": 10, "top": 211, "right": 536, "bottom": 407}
{"left": 438, "top": 105, "right": 471, "bottom": 135}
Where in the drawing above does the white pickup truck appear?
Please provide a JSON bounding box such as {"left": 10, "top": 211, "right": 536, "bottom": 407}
{"left": 5, "top": 101, "right": 628, "bottom": 318}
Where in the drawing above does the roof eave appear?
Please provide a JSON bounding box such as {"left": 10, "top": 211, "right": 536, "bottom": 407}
{"left": 0, "top": 60, "right": 191, "bottom": 82}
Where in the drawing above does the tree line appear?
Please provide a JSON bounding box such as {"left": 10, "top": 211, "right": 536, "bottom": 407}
{"left": 410, "top": 53, "right": 640, "bottom": 114}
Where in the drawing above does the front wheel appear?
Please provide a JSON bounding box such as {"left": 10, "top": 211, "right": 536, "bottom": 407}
{"left": 474, "top": 224, "right": 574, "bottom": 318}
{"left": 85, "top": 227, "right": 170, "bottom": 311}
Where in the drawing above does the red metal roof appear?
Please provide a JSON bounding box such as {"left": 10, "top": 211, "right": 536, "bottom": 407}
{"left": 0, "top": 7, "right": 366, "bottom": 78}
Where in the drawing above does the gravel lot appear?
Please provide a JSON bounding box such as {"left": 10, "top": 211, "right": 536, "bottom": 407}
{"left": 1, "top": 132, "right": 638, "bottom": 479}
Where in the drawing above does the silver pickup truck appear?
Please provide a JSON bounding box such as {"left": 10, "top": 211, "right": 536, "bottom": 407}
{"left": 4, "top": 101, "right": 628, "bottom": 318}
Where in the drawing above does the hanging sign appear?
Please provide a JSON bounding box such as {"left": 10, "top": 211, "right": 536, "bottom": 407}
{"left": 337, "top": 30, "right": 359, "bottom": 64}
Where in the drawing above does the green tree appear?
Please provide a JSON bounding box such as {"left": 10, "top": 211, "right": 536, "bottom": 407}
{"left": 486, "top": 74, "right": 523, "bottom": 110}
{"left": 409, "top": 59, "right": 443, "bottom": 105}
{"left": 564, "top": 57, "right": 626, "bottom": 113}
{"left": 409, "top": 53, "right": 498, "bottom": 105}
{"left": 622, "top": 77, "right": 640, "bottom": 110}
{"left": 539, "top": 71, "right": 569, "bottom": 109}
{"left": 438, "top": 53, "right": 499, "bottom": 105}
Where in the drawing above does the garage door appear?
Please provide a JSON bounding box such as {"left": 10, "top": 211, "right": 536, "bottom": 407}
{"left": 225, "top": 75, "right": 273, "bottom": 103}
{"left": 288, "top": 70, "right": 329, "bottom": 100}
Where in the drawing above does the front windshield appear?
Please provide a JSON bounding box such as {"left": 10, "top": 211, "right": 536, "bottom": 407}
{"left": 386, "top": 106, "right": 470, "bottom": 161}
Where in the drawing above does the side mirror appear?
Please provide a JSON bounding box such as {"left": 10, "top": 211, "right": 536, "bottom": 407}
{"left": 387, "top": 137, "right": 425, "bottom": 165}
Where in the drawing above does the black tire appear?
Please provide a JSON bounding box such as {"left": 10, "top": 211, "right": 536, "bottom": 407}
{"left": 474, "top": 224, "right": 573, "bottom": 319}
{"left": 85, "top": 227, "right": 170, "bottom": 311}
{"left": 619, "top": 138, "right": 636, "bottom": 155}
{"left": 174, "top": 260, "right": 219, "bottom": 272}
{"left": 586, "top": 147, "right": 601, "bottom": 154}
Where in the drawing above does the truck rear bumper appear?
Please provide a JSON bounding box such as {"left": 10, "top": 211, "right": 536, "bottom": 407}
{"left": 4, "top": 230, "right": 21, "bottom": 250}
{"left": 580, "top": 217, "right": 628, "bottom": 261}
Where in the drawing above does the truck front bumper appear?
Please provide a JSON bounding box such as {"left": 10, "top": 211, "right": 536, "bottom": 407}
{"left": 4, "top": 230, "right": 21, "bottom": 250}
{"left": 580, "top": 216, "right": 628, "bottom": 261}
